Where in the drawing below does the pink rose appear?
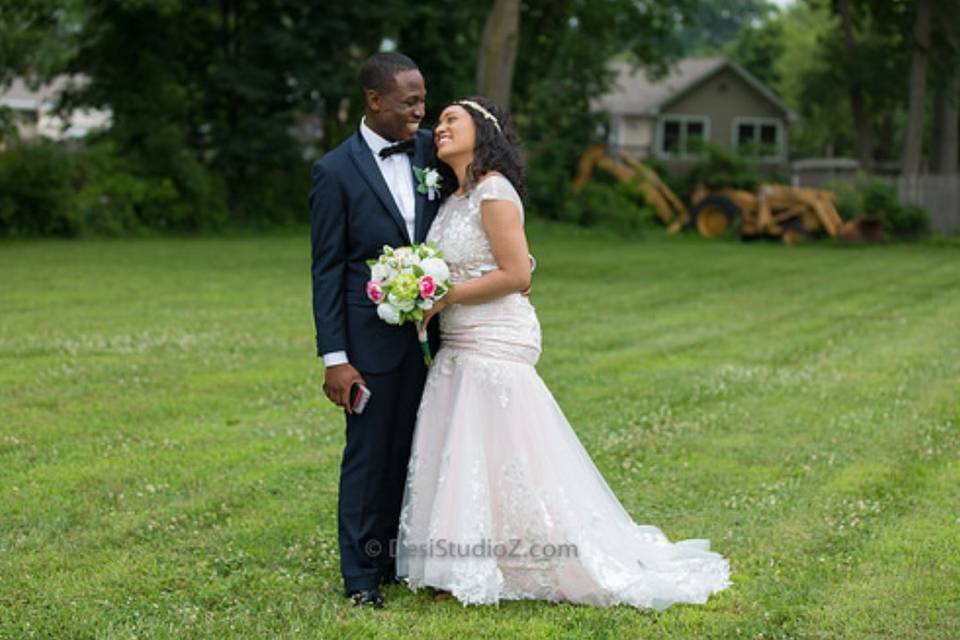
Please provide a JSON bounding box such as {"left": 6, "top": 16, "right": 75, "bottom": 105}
{"left": 366, "top": 280, "right": 384, "bottom": 303}
{"left": 419, "top": 275, "right": 437, "bottom": 298}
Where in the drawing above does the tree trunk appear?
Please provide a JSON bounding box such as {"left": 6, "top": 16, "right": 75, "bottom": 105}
{"left": 931, "top": 80, "right": 959, "bottom": 174}
{"left": 931, "top": 7, "right": 959, "bottom": 174}
{"left": 476, "top": 0, "right": 520, "bottom": 109}
{"left": 901, "top": 0, "right": 933, "bottom": 176}
{"left": 838, "top": 0, "right": 874, "bottom": 171}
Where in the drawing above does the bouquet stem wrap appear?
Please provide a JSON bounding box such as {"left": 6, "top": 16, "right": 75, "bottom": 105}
{"left": 416, "top": 321, "right": 432, "bottom": 368}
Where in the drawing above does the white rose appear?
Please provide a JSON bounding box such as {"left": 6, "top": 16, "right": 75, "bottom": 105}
{"left": 420, "top": 257, "right": 450, "bottom": 283}
{"left": 393, "top": 247, "right": 413, "bottom": 264}
{"left": 377, "top": 302, "right": 401, "bottom": 325}
{"left": 417, "top": 298, "right": 434, "bottom": 310}
{"left": 424, "top": 169, "right": 441, "bottom": 189}
{"left": 370, "top": 263, "right": 390, "bottom": 282}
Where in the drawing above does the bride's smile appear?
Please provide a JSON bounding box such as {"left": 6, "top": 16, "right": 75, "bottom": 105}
{"left": 434, "top": 105, "right": 475, "bottom": 161}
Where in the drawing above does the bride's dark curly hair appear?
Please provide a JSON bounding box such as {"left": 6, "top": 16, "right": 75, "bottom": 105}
{"left": 434, "top": 96, "right": 526, "bottom": 202}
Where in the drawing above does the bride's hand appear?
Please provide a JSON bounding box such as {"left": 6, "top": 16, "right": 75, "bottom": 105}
{"left": 422, "top": 294, "right": 451, "bottom": 331}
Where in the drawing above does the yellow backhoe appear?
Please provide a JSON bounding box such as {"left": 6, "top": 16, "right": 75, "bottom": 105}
{"left": 573, "top": 144, "right": 885, "bottom": 244}
{"left": 573, "top": 144, "right": 689, "bottom": 233}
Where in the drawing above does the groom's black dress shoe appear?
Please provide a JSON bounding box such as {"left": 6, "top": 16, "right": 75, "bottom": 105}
{"left": 348, "top": 588, "right": 384, "bottom": 608}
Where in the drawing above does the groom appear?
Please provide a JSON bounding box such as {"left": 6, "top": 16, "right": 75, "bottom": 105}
{"left": 309, "top": 52, "right": 439, "bottom": 608}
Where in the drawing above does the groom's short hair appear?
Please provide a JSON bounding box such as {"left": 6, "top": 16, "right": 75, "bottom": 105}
{"left": 360, "top": 52, "right": 419, "bottom": 94}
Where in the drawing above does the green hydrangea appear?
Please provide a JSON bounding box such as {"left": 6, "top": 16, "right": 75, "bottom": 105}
{"left": 390, "top": 272, "right": 420, "bottom": 301}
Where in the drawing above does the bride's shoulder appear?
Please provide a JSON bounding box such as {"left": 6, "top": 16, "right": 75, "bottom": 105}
{"left": 474, "top": 172, "right": 517, "bottom": 197}
{"left": 479, "top": 171, "right": 505, "bottom": 182}
{"left": 472, "top": 172, "right": 523, "bottom": 219}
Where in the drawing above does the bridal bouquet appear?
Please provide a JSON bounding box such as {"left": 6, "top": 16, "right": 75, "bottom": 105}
{"left": 366, "top": 242, "right": 451, "bottom": 366}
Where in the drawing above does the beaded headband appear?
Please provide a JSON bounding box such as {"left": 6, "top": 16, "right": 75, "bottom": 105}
{"left": 455, "top": 100, "right": 502, "bottom": 133}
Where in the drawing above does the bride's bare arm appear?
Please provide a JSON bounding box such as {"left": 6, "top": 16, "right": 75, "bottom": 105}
{"left": 449, "top": 198, "right": 531, "bottom": 304}
{"left": 422, "top": 199, "right": 530, "bottom": 327}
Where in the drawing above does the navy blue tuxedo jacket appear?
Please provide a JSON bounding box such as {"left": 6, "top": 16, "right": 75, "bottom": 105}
{"left": 310, "top": 127, "right": 440, "bottom": 374}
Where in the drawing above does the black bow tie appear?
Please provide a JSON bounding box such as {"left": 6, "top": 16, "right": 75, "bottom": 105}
{"left": 378, "top": 139, "right": 415, "bottom": 160}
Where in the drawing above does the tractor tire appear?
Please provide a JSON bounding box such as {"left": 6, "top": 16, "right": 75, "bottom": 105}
{"left": 781, "top": 218, "right": 812, "bottom": 245}
{"left": 691, "top": 195, "right": 741, "bottom": 238}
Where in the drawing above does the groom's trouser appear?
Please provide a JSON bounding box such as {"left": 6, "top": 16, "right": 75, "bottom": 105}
{"left": 338, "top": 341, "right": 427, "bottom": 593}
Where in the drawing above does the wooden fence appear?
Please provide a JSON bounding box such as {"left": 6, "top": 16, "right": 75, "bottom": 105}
{"left": 792, "top": 162, "right": 960, "bottom": 235}
{"left": 896, "top": 174, "right": 960, "bottom": 235}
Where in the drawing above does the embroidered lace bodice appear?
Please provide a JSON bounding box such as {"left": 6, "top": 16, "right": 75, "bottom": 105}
{"left": 425, "top": 174, "right": 524, "bottom": 284}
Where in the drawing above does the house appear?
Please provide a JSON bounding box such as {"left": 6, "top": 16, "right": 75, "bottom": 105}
{"left": 595, "top": 56, "right": 796, "bottom": 173}
{"left": 0, "top": 76, "right": 111, "bottom": 145}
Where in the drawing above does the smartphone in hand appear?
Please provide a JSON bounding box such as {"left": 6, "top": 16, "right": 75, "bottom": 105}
{"left": 350, "top": 383, "right": 372, "bottom": 414}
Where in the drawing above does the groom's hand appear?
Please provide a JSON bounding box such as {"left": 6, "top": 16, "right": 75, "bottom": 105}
{"left": 323, "top": 363, "right": 366, "bottom": 414}
{"left": 521, "top": 253, "right": 536, "bottom": 297}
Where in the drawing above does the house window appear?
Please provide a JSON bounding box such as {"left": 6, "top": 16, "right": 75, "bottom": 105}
{"left": 609, "top": 116, "right": 624, "bottom": 147}
{"left": 734, "top": 118, "right": 783, "bottom": 159}
{"left": 657, "top": 115, "right": 708, "bottom": 157}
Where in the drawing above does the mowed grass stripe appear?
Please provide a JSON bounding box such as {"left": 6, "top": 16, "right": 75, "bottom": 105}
{"left": 0, "top": 228, "right": 958, "bottom": 638}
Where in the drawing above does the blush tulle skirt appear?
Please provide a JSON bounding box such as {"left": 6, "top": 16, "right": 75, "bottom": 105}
{"left": 396, "top": 294, "right": 731, "bottom": 609}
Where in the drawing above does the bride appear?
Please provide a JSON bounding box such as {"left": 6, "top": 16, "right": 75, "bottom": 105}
{"left": 395, "top": 96, "right": 731, "bottom": 609}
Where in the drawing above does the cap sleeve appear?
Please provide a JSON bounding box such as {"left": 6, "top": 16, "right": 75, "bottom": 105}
{"left": 473, "top": 174, "right": 524, "bottom": 222}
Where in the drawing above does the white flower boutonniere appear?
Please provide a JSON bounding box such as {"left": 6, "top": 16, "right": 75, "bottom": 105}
{"left": 413, "top": 166, "right": 442, "bottom": 201}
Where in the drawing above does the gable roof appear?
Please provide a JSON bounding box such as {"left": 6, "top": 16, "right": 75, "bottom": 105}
{"left": 0, "top": 76, "right": 88, "bottom": 112}
{"left": 596, "top": 56, "right": 797, "bottom": 121}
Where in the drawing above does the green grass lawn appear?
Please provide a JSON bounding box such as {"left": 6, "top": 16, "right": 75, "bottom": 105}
{"left": 1, "top": 224, "right": 958, "bottom": 639}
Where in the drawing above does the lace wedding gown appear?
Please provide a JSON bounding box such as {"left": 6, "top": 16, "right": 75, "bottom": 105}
{"left": 396, "top": 175, "right": 731, "bottom": 609}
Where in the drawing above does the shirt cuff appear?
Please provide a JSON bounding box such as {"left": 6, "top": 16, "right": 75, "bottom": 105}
{"left": 322, "top": 351, "right": 349, "bottom": 367}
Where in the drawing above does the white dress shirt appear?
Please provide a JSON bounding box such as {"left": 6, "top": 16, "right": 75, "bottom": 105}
{"left": 323, "top": 119, "right": 417, "bottom": 368}
{"left": 360, "top": 118, "right": 417, "bottom": 241}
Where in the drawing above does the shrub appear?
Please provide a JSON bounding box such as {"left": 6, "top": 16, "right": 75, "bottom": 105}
{"left": 822, "top": 177, "right": 930, "bottom": 238}
{"left": 823, "top": 179, "right": 864, "bottom": 221}
{"left": 668, "top": 143, "right": 764, "bottom": 205}
{"left": 0, "top": 142, "right": 79, "bottom": 237}
{"left": 685, "top": 143, "right": 762, "bottom": 192}
{"left": 561, "top": 182, "right": 657, "bottom": 234}
{"left": 0, "top": 140, "right": 234, "bottom": 236}
{"left": 229, "top": 166, "right": 306, "bottom": 226}
{"left": 859, "top": 179, "right": 929, "bottom": 238}
{"left": 885, "top": 203, "right": 929, "bottom": 238}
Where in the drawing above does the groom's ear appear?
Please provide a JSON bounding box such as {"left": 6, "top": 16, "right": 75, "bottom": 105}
{"left": 364, "top": 88, "right": 381, "bottom": 113}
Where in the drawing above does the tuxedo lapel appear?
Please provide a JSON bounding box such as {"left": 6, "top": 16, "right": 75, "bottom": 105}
{"left": 412, "top": 136, "right": 428, "bottom": 243}
{"left": 347, "top": 132, "right": 412, "bottom": 244}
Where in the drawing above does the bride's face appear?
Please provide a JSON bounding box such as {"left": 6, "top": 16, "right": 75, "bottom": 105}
{"left": 434, "top": 106, "right": 476, "bottom": 163}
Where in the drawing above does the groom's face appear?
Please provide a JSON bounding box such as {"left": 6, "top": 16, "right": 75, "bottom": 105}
{"left": 367, "top": 69, "right": 426, "bottom": 142}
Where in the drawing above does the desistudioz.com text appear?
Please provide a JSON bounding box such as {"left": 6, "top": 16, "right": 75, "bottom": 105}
{"left": 375, "top": 538, "right": 579, "bottom": 560}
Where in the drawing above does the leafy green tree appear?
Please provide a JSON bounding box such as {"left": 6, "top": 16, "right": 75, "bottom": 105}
{"left": 11, "top": 0, "right": 701, "bottom": 230}
{"left": 509, "top": 0, "right": 696, "bottom": 215}
{"left": 678, "top": 0, "right": 778, "bottom": 55}
{"left": 726, "top": 12, "right": 786, "bottom": 87}
{"left": 64, "top": 0, "right": 392, "bottom": 223}
{"left": 0, "top": 0, "right": 83, "bottom": 141}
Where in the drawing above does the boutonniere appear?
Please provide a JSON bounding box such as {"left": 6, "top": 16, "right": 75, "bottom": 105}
{"left": 413, "top": 166, "right": 442, "bottom": 201}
